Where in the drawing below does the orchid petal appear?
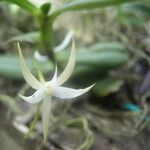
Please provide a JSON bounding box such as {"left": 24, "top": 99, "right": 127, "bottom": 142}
{"left": 34, "top": 50, "right": 48, "bottom": 61}
{"left": 42, "top": 96, "right": 51, "bottom": 142}
{"left": 18, "top": 88, "right": 45, "bottom": 104}
{"left": 17, "top": 43, "right": 42, "bottom": 89}
{"left": 53, "top": 84, "right": 95, "bottom": 99}
{"left": 50, "top": 64, "right": 58, "bottom": 84}
{"left": 54, "top": 31, "right": 73, "bottom": 52}
{"left": 58, "top": 39, "right": 76, "bottom": 85}
{"left": 47, "top": 64, "right": 58, "bottom": 87}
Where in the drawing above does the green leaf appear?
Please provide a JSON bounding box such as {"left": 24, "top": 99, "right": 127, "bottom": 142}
{"left": 77, "top": 51, "right": 129, "bottom": 68}
{"left": 121, "top": 3, "right": 150, "bottom": 17}
{"left": 0, "top": 55, "right": 52, "bottom": 80}
{"left": 93, "top": 77, "right": 123, "bottom": 97}
{"left": 89, "top": 42, "right": 125, "bottom": 52}
{"left": 7, "top": 32, "right": 40, "bottom": 43}
{"left": 118, "top": 2, "right": 150, "bottom": 25}
{"left": 0, "top": 0, "right": 39, "bottom": 15}
{"left": 50, "top": 0, "right": 140, "bottom": 20}
{"left": 58, "top": 49, "right": 129, "bottom": 69}
{"left": 0, "top": 46, "right": 129, "bottom": 80}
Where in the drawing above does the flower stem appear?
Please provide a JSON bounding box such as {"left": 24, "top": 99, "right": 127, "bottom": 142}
{"left": 39, "top": 15, "right": 56, "bottom": 63}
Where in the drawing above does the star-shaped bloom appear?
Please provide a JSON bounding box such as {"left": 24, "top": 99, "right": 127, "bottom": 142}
{"left": 17, "top": 40, "right": 94, "bottom": 141}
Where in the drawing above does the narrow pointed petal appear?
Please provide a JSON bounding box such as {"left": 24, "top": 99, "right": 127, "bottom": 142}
{"left": 18, "top": 88, "right": 45, "bottom": 104}
{"left": 53, "top": 84, "right": 95, "bottom": 99}
{"left": 17, "top": 43, "right": 42, "bottom": 89}
{"left": 42, "top": 96, "right": 51, "bottom": 142}
{"left": 46, "top": 64, "right": 58, "bottom": 87}
{"left": 54, "top": 31, "right": 73, "bottom": 52}
{"left": 50, "top": 64, "right": 58, "bottom": 84}
{"left": 58, "top": 39, "right": 76, "bottom": 85}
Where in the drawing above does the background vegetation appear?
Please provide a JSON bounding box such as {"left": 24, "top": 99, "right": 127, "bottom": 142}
{"left": 0, "top": 0, "right": 150, "bottom": 150}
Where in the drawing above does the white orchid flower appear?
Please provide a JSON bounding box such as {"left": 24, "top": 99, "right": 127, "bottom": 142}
{"left": 17, "top": 40, "right": 94, "bottom": 141}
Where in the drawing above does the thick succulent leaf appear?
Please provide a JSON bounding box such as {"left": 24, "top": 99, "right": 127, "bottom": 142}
{"left": 18, "top": 88, "right": 45, "bottom": 104}
{"left": 74, "top": 51, "right": 129, "bottom": 68}
{"left": 18, "top": 43, "right": 43, "bottom": 89}
{"left": 0, "top": 55, "right": 52, "bottom": 80}
{"left": 53, "top": 84, "right": 94, "bottom": 99}
{"left": 57, "top": 46, "right": 129, "bottom": 70}
{"left": 89, "top": 42, "right": 125, "bottom": 52}
{"left": 51, "top": 0, "right": 139, "bottom": 19}
{"left": 0, "top": 44, "right": 128, "bottom": 80}
{"left": 42, "top": 96, "right": 51, "bottom": 142}
{"left": 58, "top": 39, "right": 76, "bottom": 85}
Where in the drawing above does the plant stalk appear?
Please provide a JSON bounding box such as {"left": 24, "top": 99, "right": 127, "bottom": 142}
{"left": 39, "top": 16, "right": 56, "bottom": 63}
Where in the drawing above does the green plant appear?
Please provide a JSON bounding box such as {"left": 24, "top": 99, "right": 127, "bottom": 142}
{"left": 0, "top": 0, "right": 143, "bottom": 146}
{"left": 0, "top": 0, "right": 140, "bottom": 62}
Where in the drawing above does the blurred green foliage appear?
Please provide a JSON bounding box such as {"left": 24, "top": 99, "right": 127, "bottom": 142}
{"left": 0, "top": 0, "right": 147, "bottom": 98}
